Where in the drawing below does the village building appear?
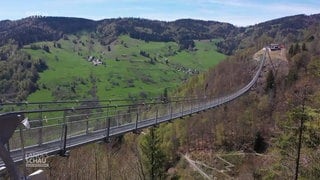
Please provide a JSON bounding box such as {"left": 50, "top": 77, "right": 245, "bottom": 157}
{"left": 269, "top": 43, "right": 281, "bottom": 51}
{"left": 87, "top": 56, "right": 103, "bottom": 66}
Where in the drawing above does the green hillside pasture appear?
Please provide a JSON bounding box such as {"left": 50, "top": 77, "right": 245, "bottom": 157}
{"left": 170, "top": 40, "right": 225, "bottom": 70}
{"left": 25, "top": 35, "right": 225, "bottom": 103}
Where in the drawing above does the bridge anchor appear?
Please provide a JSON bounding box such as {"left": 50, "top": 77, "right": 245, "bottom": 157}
{"left": 59, "top": 149, "right": 70, "bottom": 157}
{"left": 0, "top": 113, "right": 30, "bottom": 180}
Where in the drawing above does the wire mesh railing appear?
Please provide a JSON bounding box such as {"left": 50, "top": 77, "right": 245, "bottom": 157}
{"left": 0, "top": 50, "right": 266, "bottom": 166}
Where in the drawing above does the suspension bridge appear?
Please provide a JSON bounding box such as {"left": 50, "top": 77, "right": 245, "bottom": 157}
{"left": 0, "top": 49, "right": 267, "bottom": 179}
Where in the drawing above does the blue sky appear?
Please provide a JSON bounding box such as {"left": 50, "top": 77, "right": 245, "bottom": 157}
{"left": 0, "top": 0, "right": 319, "bottom": 26}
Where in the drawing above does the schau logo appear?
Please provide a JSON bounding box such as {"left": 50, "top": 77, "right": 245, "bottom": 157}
{"left": 25, "top": 152, "right": 49, "bottom": 168}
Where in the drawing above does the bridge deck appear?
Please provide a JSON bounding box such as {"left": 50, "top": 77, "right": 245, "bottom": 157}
{"left": 0, "top": 50, "right": 266, "bottom": 167}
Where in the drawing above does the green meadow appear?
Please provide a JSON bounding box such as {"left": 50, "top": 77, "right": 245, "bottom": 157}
{"left": 24, "top": 34, "right": 225, "bottom": 103}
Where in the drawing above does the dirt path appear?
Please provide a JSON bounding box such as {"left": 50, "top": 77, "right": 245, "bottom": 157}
{"left": 183, "top": 151, "right": 276, "bottom": 179}
{"left": 183, "top": 154, "right": 213, "bottom": 180}
{"left": 183, "top": 153, "right": 236, "bottom": 179}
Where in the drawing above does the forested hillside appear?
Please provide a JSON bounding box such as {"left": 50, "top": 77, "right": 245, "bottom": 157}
{"left": 156, "top": 14, "right": 320, "bottom": 179}
{"left": 0, "top": 17, "right": 232, "bottom": 102}
{"left": 1, "top": 14, "right": 320, "bottom": 179}
{"left": 1, "top": 14, "right": 318, "bottom": 101}
{"left": 0, "top": 17, "right": 97, "bottom": 46}
{"left": 0, "top": 17, "right": 236, "bottom": 49}
{"left": 217, "top": 14, "right": 320, "bottom": 55}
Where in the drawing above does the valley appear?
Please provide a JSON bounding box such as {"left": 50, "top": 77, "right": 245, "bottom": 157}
{"left": 1, "top": 13, "right": 320, "bottom": 179}
{"left": 24, "top": 34, "right": 224, "bottom": 102}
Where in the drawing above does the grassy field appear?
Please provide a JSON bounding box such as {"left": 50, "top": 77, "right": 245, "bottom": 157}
{"left": 24, "top": 34, "right": 225, "bottom": 103}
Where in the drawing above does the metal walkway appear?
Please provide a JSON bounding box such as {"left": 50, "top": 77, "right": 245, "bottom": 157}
{"left": 0, "top": 50, "right": 266, "bottom": 167}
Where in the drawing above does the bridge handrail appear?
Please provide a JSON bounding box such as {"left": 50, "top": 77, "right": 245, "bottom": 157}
{"left": 0, "top": 49, "right": 266, "bottom": 167}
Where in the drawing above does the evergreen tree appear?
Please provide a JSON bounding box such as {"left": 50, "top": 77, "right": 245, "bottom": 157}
{"left": 0, "top": 42, "right": 47, "bottom": 101}
{"left": 254, "top": 131, "right": 267, "bottom": 153}
{"left": 294, "top": 43, "right": 301, "bottom": 55}
{"left": 42, "top": 45, "right": 50, "bottom": 53}
{"left": 302, "top": 43, "right": 307, "bottom": 51}
{"left": 289, "top": 44, "right": 294, "bottom": 57}
{"left": 141, "top": 127, "right": 166, "bottom": 180}
{"left": 162, "top": 88, "right": 168, "bottom": 103}
{"left": 265, "top": 70, "right": 275, "bottom": 92}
